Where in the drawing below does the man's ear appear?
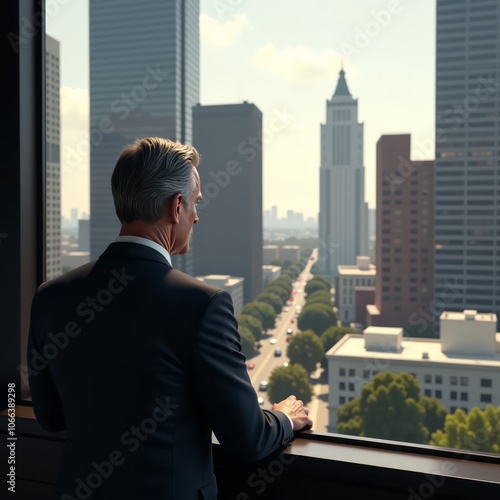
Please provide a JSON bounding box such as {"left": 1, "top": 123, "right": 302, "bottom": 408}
{"left": 166, "top": 193, "right": 183, "bottom": 224}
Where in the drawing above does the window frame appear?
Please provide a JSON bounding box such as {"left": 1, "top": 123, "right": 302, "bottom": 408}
{"left": 0, "top": 0, "right": 45, "bottom": 400}
{"left": 1, "top": 2, "right": 499, "bottom": 496}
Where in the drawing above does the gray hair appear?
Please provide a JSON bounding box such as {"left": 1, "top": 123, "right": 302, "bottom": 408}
{"left": 111, "top": 137, "right": 200, "bottom": 223}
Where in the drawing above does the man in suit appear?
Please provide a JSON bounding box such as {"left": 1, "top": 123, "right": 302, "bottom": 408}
{"left": 28, "top": 137, "right": 312, "bottom": 500}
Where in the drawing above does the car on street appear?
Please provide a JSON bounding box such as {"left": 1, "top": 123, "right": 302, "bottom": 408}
{"left": 257, "top": 396, "right": 264, "bottom": 405}
{"left": 286, "top": 328, "right": 293, "bottom": 335}
{"left": 270, "top": 337, "right": 277, "bottom": 344}
{"left": 259, "top": 380, "right": 268, "bottom": 391}
{"left": 247, "top": 362, "right": 255, "bottom": 369}
{"left": 274, "top": 349, "right": 282, "bottom": 357}
{"left": 284, "top": 307, "right": 289, "bottom": 312}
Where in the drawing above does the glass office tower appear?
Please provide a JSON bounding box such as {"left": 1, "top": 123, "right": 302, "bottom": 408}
{"left": 89, "top": 0, "right": 199, "bottom": 274}
{"left": 434, "top": 0, "right": 500, "bottom": 328}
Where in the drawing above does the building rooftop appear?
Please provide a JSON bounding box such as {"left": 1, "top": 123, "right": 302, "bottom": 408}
{"left": 333, "top": 68, "right": 351, "bottom": 97}
{"left": 338, "top": 265, "right": 376, "bottom": 276}
{"left": 196, "top": 275, "right": 244, "bottom": 287}
{"left": 440, "top": 309, "right": 497, "bottom": 323}
{"left": 327, "top": 334, "right": 500, "bottom": 367}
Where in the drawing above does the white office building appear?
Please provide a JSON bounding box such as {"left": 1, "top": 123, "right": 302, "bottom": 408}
{"left": 196, "top": 275, "right": 244, "bottom": 317}
{"left": 337, "top": 256, "right": 375, "bottom": 325}
{"left": 318, "top": 68, "right": 368, "bottom": 280}
{"left": 326, "top": 309, "right": 500, "bottom": 431}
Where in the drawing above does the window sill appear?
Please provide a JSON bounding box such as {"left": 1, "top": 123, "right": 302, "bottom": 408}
{"left": 2, "top": 405, "right": 499, "bottom": 499}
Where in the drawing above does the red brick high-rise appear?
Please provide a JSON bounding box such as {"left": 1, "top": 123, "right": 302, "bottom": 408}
{"left": 367, "top": 135, "right": 435, "bottom": 336}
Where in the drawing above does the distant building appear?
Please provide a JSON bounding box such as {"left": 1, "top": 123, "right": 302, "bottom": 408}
{"left": 279, "top": 245, "right": 301, "bottom": 262}
{"left": 62, "top": 251, "right": 91, "bottom": 270}
{"left": 196, "top": 275, "right": 244, "bottom": 317}
{"left": 262, "top": 265, "right": 281, "bottom": 288}
{"left": 354, "top": 287, "right": 375, "bottom": 326}
{"left": 318, "top": 68, "right": 368, "bottom": 280}
{"left": 367, "top": 135, "right": 434, "bottom": 333}
{"left": 89, "top": 0, "right": 200, "bottom": 277}
{"left": 263, "top": 245, "right": 301, "bottom": 264}
{"left": 336, "top": 256, "right": 375, "bottom": 325}
{"left": 193, "top": 102, "right": 263, "bottom": 302}
{"left": 78, "top": 219, "right": 90, "bottom": 252}
{"left": 326, "top": 309, "right": 500, "bottom": 431}
{"left": 368, "top": 208, "right": 376, "bottom": 240}
{"left": 263, "top": 245, "right": 280, "bottom": 265}
{"left": 45, "top": 35, "right": 61, "bottom": 280}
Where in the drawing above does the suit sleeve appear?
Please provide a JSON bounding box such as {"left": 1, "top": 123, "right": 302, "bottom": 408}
{"left": 27, "top": 291, "right": 67, "bottom": 432}
{"left": 193, "top": 290, "right": 294, "bottom": 462}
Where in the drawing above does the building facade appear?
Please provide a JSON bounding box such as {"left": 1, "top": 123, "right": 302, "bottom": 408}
{"left": 89, "top": 0, "right": 199, "bottom": 275}
{"left": 262, "top": 265, "right": 281, "bottom": 288}
{"left": 318, "top": 68, "right": 368, "bottom": 280}
{"left": 192, "top": 102, "right": 263, "bottom": 303}
{"left": 367, "top": 135, "right": 435, "bottom": 333}
{"left": 195, "top": 275, "right": 244, "bottom": 316}
{"left": 326, "top": 310, "right": 500, "bottom": 431}
{"left": 434, "top": 0, "right": 500, "bottom": 328}
{"left": 337, "top": 256, "right": 375, "bottom": 325}
{"left": 45, "top": 35, "right": 61, "bottom": 280}
{"left": 263, "top": 245, "right": 280, "bottom": 265}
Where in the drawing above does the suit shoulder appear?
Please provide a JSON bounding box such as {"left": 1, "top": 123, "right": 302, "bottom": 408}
{"left": 166, "top": 268, "right": 221, "bottom": 297}
{"left": 35, "top": 260, "right": 97, "bottom": 296}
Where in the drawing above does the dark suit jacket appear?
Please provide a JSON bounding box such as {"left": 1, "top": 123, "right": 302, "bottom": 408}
{"left": 28, "top": 242, "right": 293, "bottom": 499}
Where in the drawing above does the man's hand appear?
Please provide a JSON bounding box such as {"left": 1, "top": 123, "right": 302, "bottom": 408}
{"left": 273, "top": 395, "right": 313, "bottom": 431}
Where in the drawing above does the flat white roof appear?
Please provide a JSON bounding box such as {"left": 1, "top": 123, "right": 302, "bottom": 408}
{"left": 440, "top": 310, "right": 496, "bottom": 323}
{"left": 337, "top": 265, "right": 376, "bottom": 277}
{"left": 364, "top": 326, "right": 403, "bottom": 336}
{"left": 327, "top": 334, "right": 500, "bottom": 367}
{"left": 197, "top": 275, "right": 244, "bottom": 286}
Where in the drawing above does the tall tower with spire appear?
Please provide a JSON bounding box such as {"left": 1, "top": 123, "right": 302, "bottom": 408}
{"left": 318, "top": 68, "right": 368, "bottom": 280}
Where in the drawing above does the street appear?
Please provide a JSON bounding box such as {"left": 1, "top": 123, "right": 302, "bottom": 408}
{"left": 247, "top": 249, "right": 331, "bottom": 432}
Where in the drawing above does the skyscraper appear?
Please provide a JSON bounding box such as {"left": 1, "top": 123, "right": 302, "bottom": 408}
{"left": 318, "top": 68, "right": 368, "bottom": 280}
{"left": 192, "top": 102, "right": 263, "bottom": 303}
{"left": 434, "top": 0, "right": 500, "bottom": 327}
{"left": 89, "top": 0, "right": 199, "bottom": 274}
{"left": 46, "top": 34, "right": 62, "bottom": 280}
{"left": 367, "top": 135, "right": 434, "bottom": 333}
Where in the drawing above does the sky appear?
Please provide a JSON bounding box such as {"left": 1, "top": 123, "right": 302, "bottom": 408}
{"left": 47, "top": 0, "right": 435, "bottom": 221}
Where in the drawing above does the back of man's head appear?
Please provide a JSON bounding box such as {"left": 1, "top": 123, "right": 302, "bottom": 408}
{"left": 111, "top": 137, "right": 200, "bottom": 224}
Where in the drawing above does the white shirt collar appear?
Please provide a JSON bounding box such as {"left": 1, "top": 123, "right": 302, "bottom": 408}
{"left": 114, "top": 236, "right": 172, "bottom": 266}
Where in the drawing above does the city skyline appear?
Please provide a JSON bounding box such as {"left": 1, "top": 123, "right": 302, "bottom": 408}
{"left": 47, "top": 0, "right": 435, "bottom": 221}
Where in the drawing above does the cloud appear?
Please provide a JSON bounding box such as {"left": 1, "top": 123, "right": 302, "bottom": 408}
{"left": 253, "top": 44, "right": 344, "bottom": 81}
{"left": 61, "top": 87, "right": 89, "bottom": 130}
{"left": 200, "top": 13, "right": 251, "bottom": 47}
